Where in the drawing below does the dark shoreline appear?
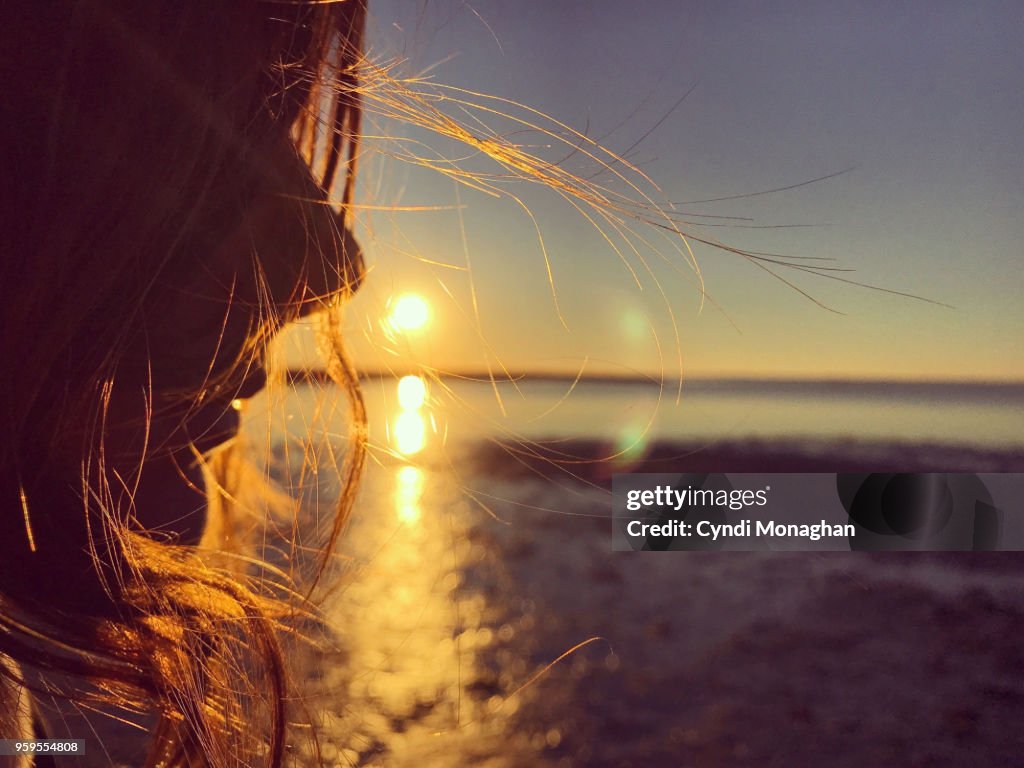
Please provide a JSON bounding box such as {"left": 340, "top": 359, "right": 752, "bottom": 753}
{"left": 466, "top": 437, "right": 1024, "bottom": 484}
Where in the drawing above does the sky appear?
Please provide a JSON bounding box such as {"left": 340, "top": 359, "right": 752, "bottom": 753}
{"left": 280, "top": 0, "right": 1023, "bottom": 381}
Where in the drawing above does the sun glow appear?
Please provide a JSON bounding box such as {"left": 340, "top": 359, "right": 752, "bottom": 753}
{"left": 388, "top": 293, "right": 430, "bottom": 332}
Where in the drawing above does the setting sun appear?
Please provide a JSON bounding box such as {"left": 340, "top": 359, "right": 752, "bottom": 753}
{"left": 388, "top": 293, "right": 430, "bottom": 332}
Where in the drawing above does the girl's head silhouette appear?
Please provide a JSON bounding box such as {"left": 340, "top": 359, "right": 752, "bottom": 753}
{"left": 2, "top": 2, "right": 367, "bottom": 764}
{"left": 3, "top": 3, "right": 757, "bottom": 764}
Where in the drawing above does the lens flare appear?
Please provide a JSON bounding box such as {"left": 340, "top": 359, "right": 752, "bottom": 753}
{"left": 388, "top": 293, "right": 430, "bottom": 332}
{"left": 614, "top": 422, "right": 649, "bottom": 465}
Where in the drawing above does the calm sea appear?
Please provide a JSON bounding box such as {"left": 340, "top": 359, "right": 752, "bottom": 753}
{"left": 232, "top": 377, "right": 1024, "bottom": 766}
{"left": 253, "top": 376, "right": 1024, "bottom": 454}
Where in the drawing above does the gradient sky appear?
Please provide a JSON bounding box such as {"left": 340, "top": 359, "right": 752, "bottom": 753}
{"left": 281, "top": 1, "right": 1023, "bottom": 381}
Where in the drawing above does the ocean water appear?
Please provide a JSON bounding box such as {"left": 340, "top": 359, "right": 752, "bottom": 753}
{"left": 252, "top": 377, "right": 1024, "bottom": 457}
{"left": 236, "top": 378, "right": 1024, "bottom": 766}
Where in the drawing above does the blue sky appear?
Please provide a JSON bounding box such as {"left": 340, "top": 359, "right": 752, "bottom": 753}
{"left": 282, "top": 1, "right": 1023, "bottom": 381}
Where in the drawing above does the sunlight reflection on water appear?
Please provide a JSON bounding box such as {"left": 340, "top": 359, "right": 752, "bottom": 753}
{"left": 307, "top": 460, "right": 546, "bottom": 766}
{"left": 238, "top": 376, "right": 1024, "bottom": 765}
{"left": 394, "top": 465, "right": 423, "bottom": 523}
{"left": 392, "top": 375, "right": 430, "bottom": 456}
{"left": 243, "top": 384, "right": 552, "bottom": 766}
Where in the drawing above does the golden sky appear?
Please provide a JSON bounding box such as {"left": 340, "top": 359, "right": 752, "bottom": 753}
{"left": 279, "top": 2, "right": 1023, "bottom": 384}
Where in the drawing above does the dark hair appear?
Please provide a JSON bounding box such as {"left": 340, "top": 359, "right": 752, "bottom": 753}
{"left": 1, "top": 2, "right": 367, "bottom": 764}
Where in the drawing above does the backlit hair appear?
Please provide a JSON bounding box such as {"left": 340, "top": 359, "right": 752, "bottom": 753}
{"left": 1, "top": 3, "right": 366, "bottom": 764}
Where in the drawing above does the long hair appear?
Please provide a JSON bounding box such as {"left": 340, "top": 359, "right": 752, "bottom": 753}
{"left": 1, "top": 3, "right": 885, "bottom": 765}
{"left": 1, "top": 2, "right": 366, "bottom": 765}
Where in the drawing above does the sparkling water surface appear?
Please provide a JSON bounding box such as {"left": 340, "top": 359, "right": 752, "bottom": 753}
{"left": 234, "top": 379, "right": 1024, "bottom": 766}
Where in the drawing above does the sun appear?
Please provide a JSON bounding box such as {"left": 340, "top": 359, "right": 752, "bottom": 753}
{"left": 388, "top": 293, "right": 430, "bottom": 333}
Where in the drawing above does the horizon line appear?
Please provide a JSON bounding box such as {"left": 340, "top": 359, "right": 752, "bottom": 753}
{"left": 285, "top": 368, "right": 1024, "bottom": 389}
